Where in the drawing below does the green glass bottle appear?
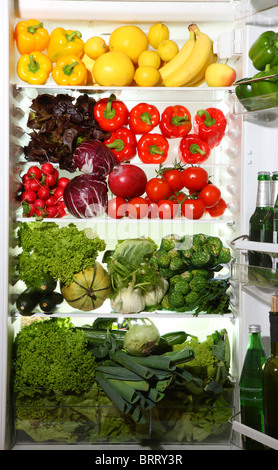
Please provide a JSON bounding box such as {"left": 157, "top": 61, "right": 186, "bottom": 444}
{"left": 262, "top": 296, "right": 278, "bottom": 440}
{"left": 239, "top": 324, "right": 266, "bottom": 450}
{"left": 248, "top": 172, "right": 270, "bottom": 267}
{"left": 262, "top": 172, "right": 278, "bottom": 268}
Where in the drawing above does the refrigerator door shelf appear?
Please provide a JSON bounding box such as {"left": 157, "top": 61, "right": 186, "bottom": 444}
{"left": 233, "top": 0, "right": 278, "bottom": 23}
{"left": 231, "top": 417, "right": 278, "bottom": 450}
{"left": 231, "top": 236, "right": 278, "bottom": 255}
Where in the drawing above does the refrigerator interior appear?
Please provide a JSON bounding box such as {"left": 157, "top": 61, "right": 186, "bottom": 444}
{"left": 1, "top": 0, "right": 278, "bottom": 450}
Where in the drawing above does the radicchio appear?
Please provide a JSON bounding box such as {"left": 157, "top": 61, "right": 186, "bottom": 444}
{"left": 63, "top": 174, "right": 108, "bottom": 218}
{"left": 72, "top": 139, "right": 116, "bottom": 179}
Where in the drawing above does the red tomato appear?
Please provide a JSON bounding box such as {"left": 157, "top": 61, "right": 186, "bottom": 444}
{"left": 37, "top": 186, "right": 50, "bottom": 200}
{"left": 106, "top": 197, "right": 127, "bottom": 219}
{"left": 27, "top": 166, "right": 42, "bottom": 180}
{"left": 157, "top": 199, "right": 179, "bottom": 219}
{"left": 199, "top": 184, "right": 221, "bottom": 208}
{"left": 41, "top": 162, "right": 55, "bottom": 175}
{"left": 58, "top": 177, "right": 70, "bottom": 189}
{"left": 145, "top": 178, "right": 172, "bottom": 202}
{"left": 108, "top": 164, "right": 147, "bottom": 199}
{"left": 182, "top": 167, "right": 209, "bottom": 191}
{"left": 207, "top": 197, "right": 227, "bottom": 217}
{"left": 181, "top": 198, "right": 206, "bottom": 219}
{"left": 127, "top": 197, "right": 149, "bottom": 219}
{"left": 145, "top": 197, "right": 159, "bottom": 219}
{"left": 162, "top": 168, "right": 184, "bottom": 192}
{"left": 21, "top": 190, "right": 37, "bottom": 203}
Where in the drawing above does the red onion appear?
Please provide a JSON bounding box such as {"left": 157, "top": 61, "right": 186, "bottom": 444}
{"left": 72, "top": 139, "right": 116, "bottom": 179}
{"left": 63, "top": 174, "right": 108, "bottom": 218}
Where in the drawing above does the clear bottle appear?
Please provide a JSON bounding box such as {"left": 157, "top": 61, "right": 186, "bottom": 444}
{"left": 262, "top": 296, "right": 278, "bottom": 440}
{"left": 262, "top": 172, "right": 278, "bottom": 268}
{"left": 239, "top": 324, "right": 266, "bottom": 450}
{"left": 248, "top": 172, "right": 270, "bottom": 267}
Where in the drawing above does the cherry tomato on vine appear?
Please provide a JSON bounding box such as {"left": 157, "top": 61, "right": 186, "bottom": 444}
{"left": 145, "top": 197, "right": 159, "bottom": 219}
{"left": 106, "top": 197, "right": 127, "bottom": 219}
{"left": 127, "top": 197, "right": 149, "bottom": 219}
{"left": 199, "top": 184, "right": 221, "bottom": 208}
{"left": 146, "top": 177, "right": 172, "bottom": 202}
{"left": 206, "top": 197, "right": 227, "bottom": 217}
{"left": 181, "top": 198, "right": 206, "bottom": 220}
{"left": 161, "top": 168, "right": 184, "bottom": 192}
{"left": 157, "top": 199, "right": 179, "bottom": 219}
{"left": 182, "top": 167, "right": 208, "bottom": 192}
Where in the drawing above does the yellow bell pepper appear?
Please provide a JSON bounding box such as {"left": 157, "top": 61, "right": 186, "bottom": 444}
{"left": 14, "top": 19, "right": 50, "bottom": 55}
{"left": 17, "top": 51, "right": 52, "bottom": 85}
{"left": 52, "top": 55, "right": 87, "bottom": 86}
{"left": 47, "top": 28, "right": 84, "bottom": 63}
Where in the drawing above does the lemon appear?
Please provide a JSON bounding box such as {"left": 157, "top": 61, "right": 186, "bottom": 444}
{"left": 93, "top": 50, "right": 135, "bottom": 86}
{"left": 138, "top": 50, "right": 161, "bottom": 69}
{"left": 157, "top": 39, "right": 179, "bottom": 62}
{"left": 134, "top": 65, "right": 161, "bottom": 87}
{"left": 148, "top": 23, "right": 169, "bottom": 49}
{"left": 84, "top": 36, "right": 108, "bottom": 60}
{"left": 109, "top": 25, "right": 148, "bottom": 64}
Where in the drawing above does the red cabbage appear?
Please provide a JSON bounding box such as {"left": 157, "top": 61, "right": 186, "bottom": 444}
{"left": 63, "top": 174, "right": 108, "bottom": 218}
{"left": 72, "top": 139, "right": 116, "bottom": 178}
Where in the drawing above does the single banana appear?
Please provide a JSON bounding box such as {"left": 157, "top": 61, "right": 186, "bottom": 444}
{"left": 159, "top": 27, "right": 196, "bottom": 83}
{"left": 164, "top": 25, "right": 213, "bottom": 87}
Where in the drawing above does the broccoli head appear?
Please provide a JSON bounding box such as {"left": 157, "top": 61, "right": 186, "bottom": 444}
{"left": 214, "top": 247, "right": 231, "bottom": 265}
{"left": 160, "top": 234, "right": 180, "bottom": 252}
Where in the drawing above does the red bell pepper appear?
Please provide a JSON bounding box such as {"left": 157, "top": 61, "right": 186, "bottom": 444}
{"left": 137, "top": 133, "right": 169, "bottom": 164}
{"left": 179, "top": 134, "right": 211, "bottom": 164}
{"left": 159, "top": 105, "right": 192, "bottom": 138}
{"left": 93, "top": 93, "right": 129, "bottom": 132}
{"left": 129, "top": 103, "right": 160, "bottom": 134}
{"left": 104, "top": 127, "right": 137, "bottom": 163}
{"left": 193, "top": 107, "right": 226, "bottom": 149}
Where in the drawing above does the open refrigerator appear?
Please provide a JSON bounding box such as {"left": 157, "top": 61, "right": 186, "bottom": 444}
{"left": 1, "top": 0, "right": 278, "bottom": 451}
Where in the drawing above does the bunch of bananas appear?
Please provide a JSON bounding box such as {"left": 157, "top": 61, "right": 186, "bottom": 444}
{"left": 159, "top": 24, "right": 216, "bottom": 87}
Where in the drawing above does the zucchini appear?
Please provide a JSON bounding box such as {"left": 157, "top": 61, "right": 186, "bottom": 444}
{"left": 92, "top": 318, "right": 118, "bottom": 331}
{"left": 39, "top": 292, "right": 63, "bottom": 313}
{"left": 76, "top": 327, "right": 127, "bottom": 347}
{"left": 34, "top": 272, "right": 57, "bottom": 295}
{"left": 161, "top": 331, "right": 189, "bottom": 346}
{"left": 16, "top": 287, "right": 41, "bottom": 316}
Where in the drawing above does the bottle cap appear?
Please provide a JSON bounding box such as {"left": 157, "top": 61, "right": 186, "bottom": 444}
{"left": 248, "top": 324, "right": 261, "bottom": 333}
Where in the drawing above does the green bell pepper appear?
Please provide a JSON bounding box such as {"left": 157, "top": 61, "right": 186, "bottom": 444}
{"left": 235, "top": 64, "right": 278, "bottom": 111}
{"left": 252, "top": 64, "right": 278, "bottom": 95}
{"left": 249, "top": 30, "right": 278, "bottom": 71}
